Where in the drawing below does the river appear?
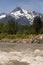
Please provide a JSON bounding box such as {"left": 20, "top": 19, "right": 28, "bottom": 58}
{"left": 0, "top": 42, "right": 43, "bottom": 65}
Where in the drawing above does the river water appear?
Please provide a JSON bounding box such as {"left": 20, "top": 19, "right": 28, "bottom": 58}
{"left": 0, "top": 42, "right": 43, "bottom": 65}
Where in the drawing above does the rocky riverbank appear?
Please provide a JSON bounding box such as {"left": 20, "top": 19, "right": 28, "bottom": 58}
{"left": 0, "top": 35, "right": 43, "bottom": 43}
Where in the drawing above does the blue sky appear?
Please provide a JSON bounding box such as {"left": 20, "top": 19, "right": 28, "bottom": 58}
{"left": 0, "top": 0, "right": 43, "bottom": 14}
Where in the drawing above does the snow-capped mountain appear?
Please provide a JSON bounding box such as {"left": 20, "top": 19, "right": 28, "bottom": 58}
{"left": 0, "top": 7, "right": 43, "bottom": 25}
{"left": 10, "top": 7, "right": 35, "bottom": 25}
{"left": 0, "top": 13, "right": 6, "bottom": 19}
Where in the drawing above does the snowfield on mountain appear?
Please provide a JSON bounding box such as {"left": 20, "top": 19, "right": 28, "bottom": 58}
{"left": 0, "top": 7, "right": 43, "bottom": 25}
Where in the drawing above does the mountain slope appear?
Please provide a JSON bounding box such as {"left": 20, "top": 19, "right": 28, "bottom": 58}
{"left": 0, "top": 7, "right": 43, "bottom": 25}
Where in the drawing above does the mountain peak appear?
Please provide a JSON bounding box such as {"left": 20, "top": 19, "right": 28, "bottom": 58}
{"left": 12, "top": 7, "right": 23, "bottom": 13}
{"left": 15, "top": 7, "right": 22, "bottom": 10}
{"left": 12, "top": 7, "right": 22, "bottom": 11}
